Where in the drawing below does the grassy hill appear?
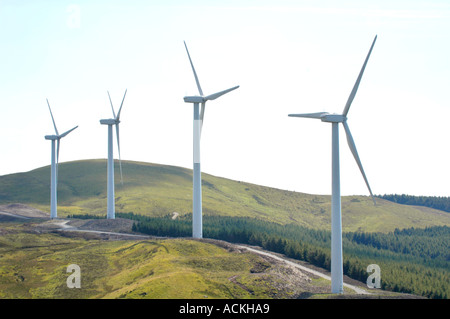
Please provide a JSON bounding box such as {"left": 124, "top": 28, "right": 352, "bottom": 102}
{"left": 0, "top": 221, "right": 358, "bottom": 299}
{"left": 0, "top": 222, "right": 266, "bottom": 299}
{"left": 0, "top": 159, "right": 449, "bottom": 233}
{"left": 1, "top": 220, "right": 424, "bottom": 299}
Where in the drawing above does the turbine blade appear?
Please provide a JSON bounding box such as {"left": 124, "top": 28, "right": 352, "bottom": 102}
{"left": 56, "top": 139, "right": 60, "bottom": 188}
{"left": 342, "top": 121, "right": 376, "bottom": 205}
{"left": 115, "top": 123, "right": 123, "bottom": 185}
{"left": 342, "top": 35, "right": 377, "bottom": 117}
{"left": 184, "top": 41, "right": 203, "bottom": 96}
{"left": 204, "top": 86, "right": 239, "bottom": 101}
{"left": 107, "top": 91, "right": 116, "bottom": 119}
{"left": 46, "top": 99, "right": 59, "bottom": 135}
{"left": 288, "top": 112, "right": 328, "bottom": 119}
{"left": 200, "top": 102, "right": 205, "bottom": 136}
{"left": 59, "top": 125, "right": 78, "bottom": 138}
{"left": 116, "top": 89, "right": 127, "bottom": 121}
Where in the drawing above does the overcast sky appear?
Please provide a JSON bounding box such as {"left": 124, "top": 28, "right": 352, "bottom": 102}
{"left": 1, "top": 0, "right": 449, "bottom": 197}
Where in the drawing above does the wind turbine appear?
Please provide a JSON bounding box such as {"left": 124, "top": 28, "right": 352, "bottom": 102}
{"left": 100, "top": 89, "right": 127, "bottom": 220}
{"left": 44, "top": 99, "right": 78, "bottom": 219}
{"left": 183, "top": 41, "right": 239, "bottom": 238}
{"left": 288, "top": 35, "right": 377, "bottom": 294}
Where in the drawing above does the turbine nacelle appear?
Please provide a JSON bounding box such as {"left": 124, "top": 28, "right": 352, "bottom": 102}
{"left": 184, "top": 96, "right": 204, "bottom": 104}
{"left": 320, "top": 114, "right": 346, "bottom": 123}
{"left": 183, "top": 85, "right": 240, "bottom": 105}
{"left": 100, "top": 119, "right": 120, "bottom": 125}
{"left": 288, "top": 112, "right": 346, "bottom": 123}
{"left": 44, "top": 135, "right": 59, "bottom": 140}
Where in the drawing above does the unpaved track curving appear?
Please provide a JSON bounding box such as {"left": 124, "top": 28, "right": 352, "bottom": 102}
{"left": 235, "top": 245, "right": 370, "bottom": 295}
{"left": 50, "top": 219, "right": 370, "bottom": 295}
{"left": 1, "top": 203, "right": 370, "bottom": 296}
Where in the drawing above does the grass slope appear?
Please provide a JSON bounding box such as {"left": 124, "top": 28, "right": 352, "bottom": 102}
{"left": 0, "top": 222, "right": 321, "bottom": 299}
{"left": 0, "top": 159, "right": 449, "bottom": 232}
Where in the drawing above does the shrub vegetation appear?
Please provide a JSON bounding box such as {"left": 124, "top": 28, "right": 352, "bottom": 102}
{"left": 109, "top": 212, "right": 450, "bottom": 299}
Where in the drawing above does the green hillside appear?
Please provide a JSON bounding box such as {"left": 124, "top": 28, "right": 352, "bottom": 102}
{"left": 0, "top": 159, "right": 449, "bottom": 233}
{"left": 0, "top": 222, "right": 312, "bottom": 299}
{"left": 1, "top": 220, "right": 430, "bottom": 299}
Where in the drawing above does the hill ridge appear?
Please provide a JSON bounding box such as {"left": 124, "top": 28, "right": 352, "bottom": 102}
{"left": 0, "top": 159, "right": 449, "bottom": 233}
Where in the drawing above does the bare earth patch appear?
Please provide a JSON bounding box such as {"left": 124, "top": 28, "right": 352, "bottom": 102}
{"left": 0, "top": 203, "right": 49, "bottom": 219}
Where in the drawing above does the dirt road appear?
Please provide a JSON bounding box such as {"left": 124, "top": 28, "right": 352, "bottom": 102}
{"left": 49, "top": 219, "right": 370, "bottom": 295}
{"left": 235, "top": 245, "right": 371, "bottom": 295}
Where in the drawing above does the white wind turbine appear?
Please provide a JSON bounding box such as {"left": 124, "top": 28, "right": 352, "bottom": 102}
{"left": 289, "top": 35, "right": 377, "bottom": 294}
{"left": 183, "top": 41, "right": 239, "bottom": 238}
{"left": 100, "top": 89, "right": 127, "bottom": 220}
{"left": 44, "top": 99, "right": 78, "bottom": 219}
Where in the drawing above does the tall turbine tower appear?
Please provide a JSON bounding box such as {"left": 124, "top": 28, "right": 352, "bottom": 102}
{"left": 183, "top": 41, "right": 239, "bottom": 238}
{"left": 44, "top": 99, "right": 78, "bottom": 219}
{"left": 288, "top": 35, "right": 377, "bottom": 294}
{"left": 100, "top": 89, "right": 127, "bottom": 220}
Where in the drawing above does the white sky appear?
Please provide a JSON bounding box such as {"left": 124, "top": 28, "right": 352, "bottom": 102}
{"left": 0, "top": 0, "right": 449, "bottom": 197}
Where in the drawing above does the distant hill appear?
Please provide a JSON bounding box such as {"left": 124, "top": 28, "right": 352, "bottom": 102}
{"left": 0, "top": 159, "right": 449, "bottom": 233}
{"left": 378, "top": 194, "right": 450, "bottom": 213}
